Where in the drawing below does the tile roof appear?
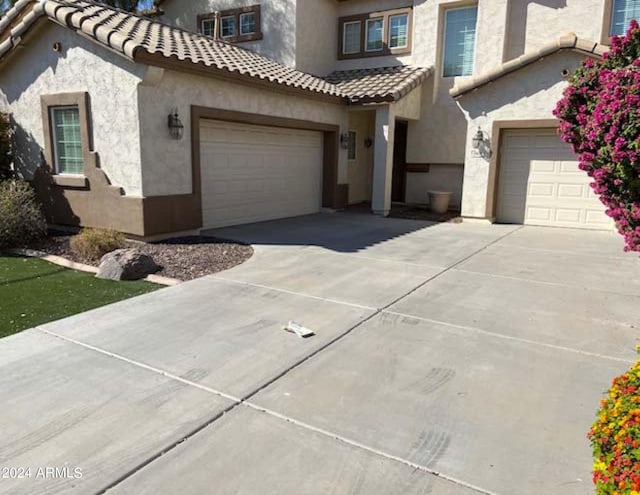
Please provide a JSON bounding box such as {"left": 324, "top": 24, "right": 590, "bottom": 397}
{"left": 450, "top": 33, "right": 606, "bottom": 98}
{"left": 326, "top": 65, "right": 432, "bottom": 104}
{"left": 0, "top": 0, "right": 432, "bottom": 105}
{"left": 0, "top": 0, "right": 343, "bottom": 100}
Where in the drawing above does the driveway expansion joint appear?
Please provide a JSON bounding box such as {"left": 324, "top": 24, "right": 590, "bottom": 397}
{"left": 209, "top": 276, "right": 378, "bottom": 311}
{"left": 37, "top": 326, "right": 498, "bottom": 495}
{"left": 32, "top": 225, "right": 523, "bottom": 495}
{"left": 454, "top": 268, "right": 640, "bottom": 298}
{"left": 382, "top": 311, "right": 637, "bottom": 364}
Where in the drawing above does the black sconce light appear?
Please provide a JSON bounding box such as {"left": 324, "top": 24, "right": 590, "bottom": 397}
{"left": 168, "top": 109, "right": 184, "bottom": 140}
{"left": 364, "top": 137, "right": 373, "bottom": 148}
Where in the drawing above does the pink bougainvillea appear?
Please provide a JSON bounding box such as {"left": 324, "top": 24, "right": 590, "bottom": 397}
{"left": 554, "top": 20, "right": 640, "bottom": 251}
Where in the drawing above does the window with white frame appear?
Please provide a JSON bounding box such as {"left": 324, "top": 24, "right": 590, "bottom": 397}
{"left": 201, "top": 18, "right": 215, "bottom": 37}
{"left": 610, "top": 0, "right": 640, "bottom": 36}
{"left": 347, "top": 131, "right": 357, "bottom": 161}
{"left": 199, "top": 5, "right": 262, "bottom": 42}
{"left": 339, "top": 8, "right": 412, "bottom": 59}
{"left": 443, "top": 6, "right": 478, "bottom": 77}
{"left": 50, "top": 106, "right": 83, "bottom": 175}
{"left": 221, "top": 15, "right": 236, "bottom": 38}
{"left": 389, "top": 13, "right": 409, "bottom": 48}
{"left": 343, "top": 20, "right": 362, "bottom": 54}
{"left": 365, "top": 18, "right": 384, "bottom": 51}
{"left": 240, "top": 11, "right": 257, "bottom": 35}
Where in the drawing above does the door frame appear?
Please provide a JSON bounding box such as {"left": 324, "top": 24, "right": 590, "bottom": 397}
{"left": 392, "top": 119, "right": 409, "bottom": 203}
{"left": 487, "top": 119, "right": 558, "bottom": 219}
{"left": 191, "top": 106, "right": 346, "bottom": 217}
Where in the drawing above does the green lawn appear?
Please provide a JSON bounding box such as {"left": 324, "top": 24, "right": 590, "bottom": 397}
{"left": 0, "top": 254, "right": 161, "bottom": 338}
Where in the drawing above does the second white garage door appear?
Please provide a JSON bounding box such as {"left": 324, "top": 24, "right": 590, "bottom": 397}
{"left": 496, "top": 129, "right": 612, "bottom": 230}
{"left": 200, "top": 120, "right": 323, "bottom": 229}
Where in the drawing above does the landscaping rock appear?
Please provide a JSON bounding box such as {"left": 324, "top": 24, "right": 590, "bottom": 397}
{"left": 96, "top": 249, "right": 160, "bottom": 281}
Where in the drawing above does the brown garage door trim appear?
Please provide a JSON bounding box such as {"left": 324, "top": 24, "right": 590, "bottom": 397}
{"left": 191, "top": 106, "right": 346, "bottom": 213}
{"left": 487, "top": 119, "right": 558, "bottom": 220}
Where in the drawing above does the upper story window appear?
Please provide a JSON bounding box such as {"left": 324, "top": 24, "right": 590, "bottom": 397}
{"left": 201, "top": 18, "right": 215, "bottom": 37}
{"left": 198, "top": 4, "right": 262, "bottom": 43}
{"left": 240, "top": 11, "right": 257, "bottom": 35}
{"left": 338, "top": 7, "right": 412, "bottom": 59}
{"left": 366, "top": 18, "right": 384, "bottom": 52}
{"left": 343, "top": 21, "right": 362, "bottom": 54}
{"left": 221, "top": 15, "right": 237, "bottom": 38}
{"left": 443, "top": 6, "right": 478, "bottom": 78}
{"left": 389, "top": 13, "right": 409, "bottom": 49}
{"left": 610, "top": 0, "right": 640, "bottom": 36}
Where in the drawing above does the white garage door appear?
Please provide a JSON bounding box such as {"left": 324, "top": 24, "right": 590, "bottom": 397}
{"left": 497, "top": 129, "right": 612, "bottom": 230}
{"left": 200, "top": 119, "right": 323, "bottom": 229}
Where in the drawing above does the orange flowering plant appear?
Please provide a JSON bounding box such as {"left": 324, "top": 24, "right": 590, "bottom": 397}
{"left": 589, "top": 347, "right": 640, "bottom": 494}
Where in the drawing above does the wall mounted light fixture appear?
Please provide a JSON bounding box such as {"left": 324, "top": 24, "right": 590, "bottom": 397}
{"left": 472, "top": 126, "right": 492, "bottom": 159}
{"left": 168, "top": 109, "right": 184, "bottom": 140}
{"left": 472, "top": 127, "right": 484, "bottom": 150}
{"left": 364, "top": 137, "right": 373, "bottom": 148}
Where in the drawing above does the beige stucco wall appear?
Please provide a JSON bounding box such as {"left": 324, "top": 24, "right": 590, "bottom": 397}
{"left": 334, "top": 0, "right": 509, "bottom": 208}
{"left": 137, "top": 70, "right": 349, "bottom": 197}
{"left": 504, "top": 0, "right": 605, "bottom": 61}
{"left": 0, "top": 22, "right": 145, "bottom": 195}
{"left": 156, "top": 0, "right": 612, "bottom": 203}
{"left": 336, "top": 0, "right": 609, "bottom": 207}
{"left": 406, "top": 165, "right": 464, "bottom": 209}
{"left": 160, "top": 0, "right": 297, "bottom": 69}
{"left": 296, "top": 0, "right": 338, "bottom": 76}
{"left": 456, "top": 50, "right": 585, "bottom": 218}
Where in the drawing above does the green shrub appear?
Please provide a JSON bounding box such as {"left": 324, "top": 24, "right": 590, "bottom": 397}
{"left": 70, "top": 228, "right": 125, "bottom": 262}
{"left": 0, "top": 112, "right": 12, "bottom": 181}
{"left": 0, "top": 180, "right": 46, "bottom": 249}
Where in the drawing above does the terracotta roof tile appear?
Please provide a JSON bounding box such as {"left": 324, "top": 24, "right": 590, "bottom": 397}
{"left": 326, "top": 65, "right": 432, "bottom": 104}
{"left": 1, "top": 0, "right": 344, "bottom": 99}
{"left": 0, "top": 0, "right": 431, "bottom": 105}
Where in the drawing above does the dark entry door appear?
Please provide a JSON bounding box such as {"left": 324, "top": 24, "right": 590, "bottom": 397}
{"left": 392, "top": 120, "right": 408, "bottom": 203}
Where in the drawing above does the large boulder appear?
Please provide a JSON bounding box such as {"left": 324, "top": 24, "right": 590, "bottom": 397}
{"left": 96, "top": 249, "right": 159, "bottom": 281}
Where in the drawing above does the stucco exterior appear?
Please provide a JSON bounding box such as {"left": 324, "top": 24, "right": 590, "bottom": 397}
{"left": 296, "top": 0, "right": 338, "bottom": 76}
{"left": 0, "top": 21, "right": 145, "bottom": 195}
{"left": 504, "top": 0, "right": 605, "bottom": 61}
{"left": 456, "top": 50, "right": 585, "bottom": 219}
{"left": 160, "top": 0, "right": 298, "bottom": 70}
{"left": 155, "top": 0, "right": 618, "bottom": 216}
{"left": 0, "top": 0, "right": 623, "bottom": 234}
{"left": 137, "top": 69, "right": 349, "bottom": 198}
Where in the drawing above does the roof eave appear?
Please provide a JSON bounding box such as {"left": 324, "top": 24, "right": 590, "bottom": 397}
{"left": 450, "top": 35, "right": 606, "bottom": 99}
{"left": 134, "top": 50, "right": 347, "bottom": 105}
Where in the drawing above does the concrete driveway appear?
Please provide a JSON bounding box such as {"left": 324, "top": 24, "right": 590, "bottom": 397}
{"left": 1, "top": 212, "right": 638, "bottom": 495}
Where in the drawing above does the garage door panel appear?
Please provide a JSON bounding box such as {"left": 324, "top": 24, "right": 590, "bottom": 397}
{"left": 530, "top": 160, "right": 556, "bottom": 173}
{"left": 554, "top": 208, "right": 582, "bottom": 223}
{"left": 199, "top": 120, "right": 323, "bottom": 229}
{"left": 528, "top": 183, "right": 554, "bottom": 197}
{"left": 497, "top": 129, "right": 612, "bottom": 230}
{"left": 526, "top": 207, "right": 553, "bottom": 221}
{"left": 557, "top": 183, "right": 585, "bottom": 198}
{"left": 586, "top": 209, "right": 613, "bottom": 225}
